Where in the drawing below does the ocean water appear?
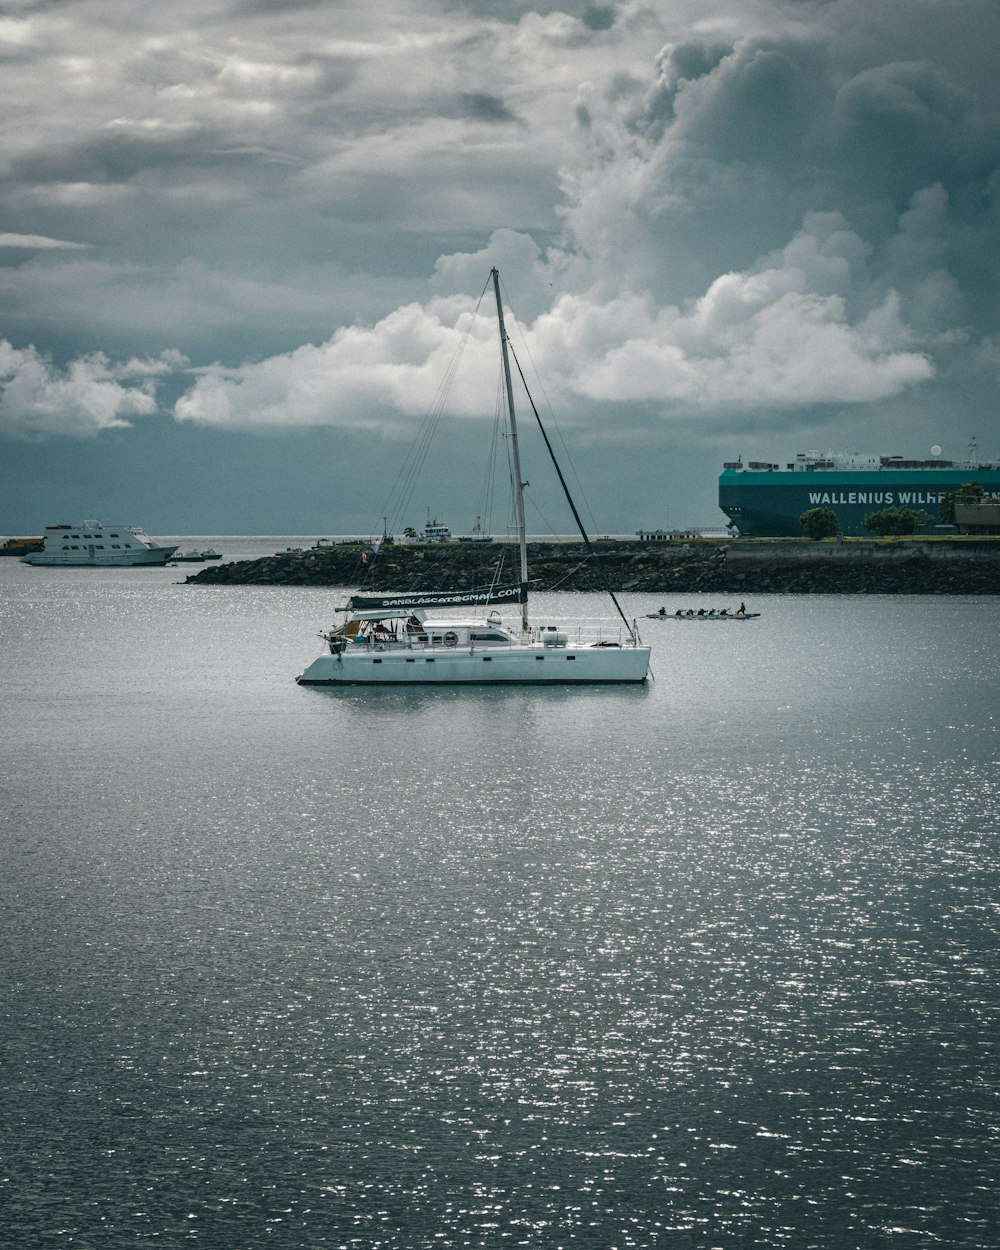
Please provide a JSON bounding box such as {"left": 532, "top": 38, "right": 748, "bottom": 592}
{"left": 2, "top": 549, "right": 998, "bottom": 1249}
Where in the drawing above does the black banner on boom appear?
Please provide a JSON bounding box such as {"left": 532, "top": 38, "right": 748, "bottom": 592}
{"left": 348, "top": 582, "right": 526, "bottom": 612}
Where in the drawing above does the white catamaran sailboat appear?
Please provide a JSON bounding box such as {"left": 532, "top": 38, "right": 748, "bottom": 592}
{"left": 296, "top": 269, "right": 651, "bottom": 686}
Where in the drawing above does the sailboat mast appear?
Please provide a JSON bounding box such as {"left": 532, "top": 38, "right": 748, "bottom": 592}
{"left": 492, "top": 267, "right": 530, "bottom": 633}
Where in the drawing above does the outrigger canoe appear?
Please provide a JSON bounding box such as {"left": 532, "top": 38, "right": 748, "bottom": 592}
{"left": 646, "top": 611, "right": 761, "bottom": 621}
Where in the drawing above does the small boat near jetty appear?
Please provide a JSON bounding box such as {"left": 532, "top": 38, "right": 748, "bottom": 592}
{"left": 20, "top": 522, "right": 178, "bottom": 566}
{"left": 647, "top": 607, "right": 760, "bottom": 621}
{"left": 297, "top": 269, "right": 650, "bottom": 687}
{"left": 171, "top": 547, "right": 223, "bottom": 563}
{"left": 457, "top": 516, "right": 494, "bottom": 543}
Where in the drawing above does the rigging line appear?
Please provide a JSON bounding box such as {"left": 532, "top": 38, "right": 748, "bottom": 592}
{"left": 496, "top": 273, "right": 603, "bottom": 539}
{"left": 521, "top": 487, "right": 561, "bottom": 538}
{"left": 349, "top": 544, "right": 379, "bottom": 587}
{"left": 360, "top": 281, "right": 504, "bottom": 584}
{"left": 475, "top": 379, "right": 505, "bottom": 534}
{"left": 367, "top": 302, "right": 505, "bottom": 585}
{"left": 487, "top": 550, "right": 506, "bottom": 595}
{"left": 495, "top": 367, "right": 519, "bottom": 540}
{"left": 507, "top": 340, "right": 637, "bottom": 643}
{"left": 468, "top": 369, "right": 504, "bottom": 536}
{"left": 368, "top": 280, "right": 493, "bottom": 538}
{"left": 545, "top": 557, "right": 595, "bottom": 592}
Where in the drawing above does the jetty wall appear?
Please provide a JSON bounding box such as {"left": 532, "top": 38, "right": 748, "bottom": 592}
{"left": 185, "top": 539, "right": 1000, "bottom": 595}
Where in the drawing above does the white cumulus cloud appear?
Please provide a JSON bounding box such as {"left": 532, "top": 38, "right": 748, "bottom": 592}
{"left": 173, "top": 217, "right": 934, "bottom": 433}
{"left": 0, "top": 343, "right": 182, "bottom": 439}
{"left": 174, "top": 301, "right": 500, "bottom": 432}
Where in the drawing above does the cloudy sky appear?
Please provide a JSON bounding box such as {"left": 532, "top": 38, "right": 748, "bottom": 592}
{"left": 2, "top": 0, "right": 999, "bottom": 535}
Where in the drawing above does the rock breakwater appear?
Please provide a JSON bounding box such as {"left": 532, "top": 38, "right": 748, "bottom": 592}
{"left": 185, "top": 539, "right": 1000, "bottom": 595}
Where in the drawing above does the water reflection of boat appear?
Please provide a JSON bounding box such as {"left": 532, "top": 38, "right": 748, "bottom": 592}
{"left": 297, "top": 269, "right": 650, "bottom": 687}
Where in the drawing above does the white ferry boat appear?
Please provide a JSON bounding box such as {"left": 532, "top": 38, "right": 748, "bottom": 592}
{"left": 20, "top": 522, "right": 179, "bottom": 566}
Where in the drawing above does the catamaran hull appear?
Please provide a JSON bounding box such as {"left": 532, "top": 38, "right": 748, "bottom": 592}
{"left": 297, "top": 646, "right": 650, "bottom": 685}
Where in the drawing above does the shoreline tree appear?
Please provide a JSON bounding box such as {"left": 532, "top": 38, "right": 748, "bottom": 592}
{"left": 863, "top": 506, "right": 932, "bottom": 536}
{"left": 799, "top": 506, "right": 840, "bottom": 540}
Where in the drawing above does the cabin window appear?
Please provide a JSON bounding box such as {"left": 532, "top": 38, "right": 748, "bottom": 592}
{"left": 372, "top": 658, "right": 382, "bottom": 665}
{"left": 71, "top": 545, "right": 79, "bottom": 550}
{"left": 109, "top": 533, "right": 119, "bottom": 538}
{"left": 111, "top": 545, "right": 120, "bottom": 549}
{"left": 405, "top": 658, "right": 415, "bottom": 663}
{"left": 482, "top": 656, "right": 492, "bottom": 662}
{"left": 425, "top": 658, "right": 435, "bottom": 663}
{"left": 95, "top": 545, "right": 104, "bottom": 549}
{"left": 470, "top": 632, "right": 508, "bottom": 642}
{"left": 71, "top": 534, "right": 79, "bottom": 539}
{"left": 566, "top": 655, "right": 576, "bottom": 661}
{"left": 536, "top": 656, "right": 544, "bottom": 661}
{"left": 61, "top": 545, "right": 69, "bottom": 550}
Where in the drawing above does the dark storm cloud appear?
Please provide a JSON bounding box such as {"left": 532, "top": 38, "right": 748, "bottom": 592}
{"left": 455, "top": 92, "right": 520, "bottom": 124}
{"left": 440, "top": 0, "right": 617, "bottom": 20}
{"left": 8, "top": 127, "right": 288, "bottom": 185}
{"left": 669, "top": 40, "right": 831, "bottom": 165}
{"left": 230, "top": 0, "right": 331, "bottom": 14}
{"left": 569, "top": 25, "right": 1000, "bottom": 334}
{"left": 831, "top": 61, "right": 985, "bottom": 205}
{"left": 581, "top": 5, "right": 616, "bottom": 32}
{"left": 630, "top": 40, "right": 731, "bottom": 138}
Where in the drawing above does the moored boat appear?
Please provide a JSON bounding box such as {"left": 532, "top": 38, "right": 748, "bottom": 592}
{"left": 457, "top": 516, "right": 494, "bottom": 543}
{"left": 423, "top": 517, "right": 452, "bottom": 542}
{"left": 171, "top": 547, "right": 223, "bottom": 563}
{"left": 20, "top": 522, "right": 178, "bottom": 566}
{"left": 297, "top": 269, "right": 650, "bottom": 687}
{"left": 1, "top": 536, "right": 44, "bottom": 557}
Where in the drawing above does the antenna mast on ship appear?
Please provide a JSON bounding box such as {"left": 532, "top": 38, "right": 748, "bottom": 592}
{"left": 492, "top": 267, "right": 530, "bottom": 635}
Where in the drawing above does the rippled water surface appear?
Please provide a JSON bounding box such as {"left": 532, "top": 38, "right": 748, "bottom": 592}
{"left": 2, "top": 556, "right": 998, "bottom": 1248}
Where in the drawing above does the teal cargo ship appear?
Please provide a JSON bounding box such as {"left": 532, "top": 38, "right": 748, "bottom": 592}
{"left": 719, "top": 451, "right": 1000, "bottom": 537}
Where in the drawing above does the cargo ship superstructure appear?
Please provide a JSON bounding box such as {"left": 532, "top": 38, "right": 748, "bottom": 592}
{"left": 719, "top": 451, "right": 1000, "bottom": 537}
